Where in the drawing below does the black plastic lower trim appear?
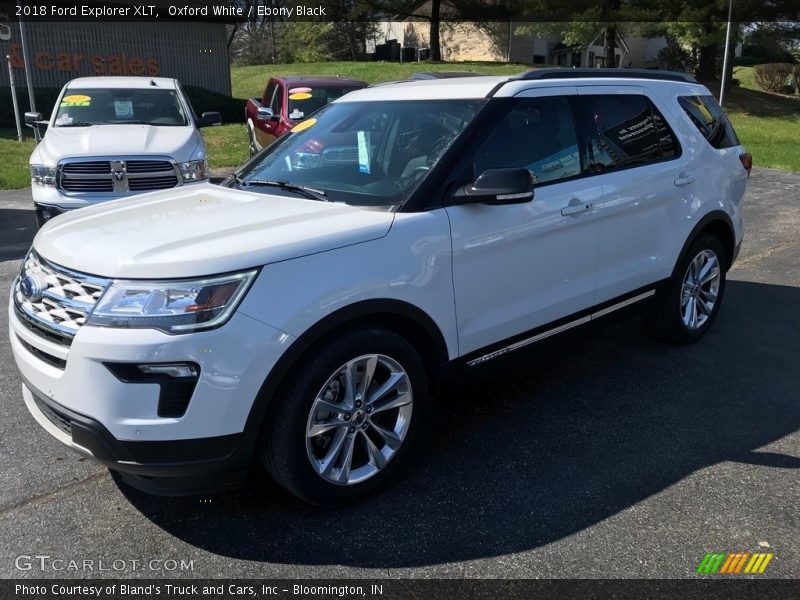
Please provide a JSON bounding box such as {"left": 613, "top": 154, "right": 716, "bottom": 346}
{"left": 21, "top": 374, "right": 256, "bottom": 495}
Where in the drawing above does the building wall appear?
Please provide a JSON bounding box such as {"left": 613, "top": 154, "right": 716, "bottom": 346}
{"left": 0, "top": 16, "right": 231, "bottom": 95}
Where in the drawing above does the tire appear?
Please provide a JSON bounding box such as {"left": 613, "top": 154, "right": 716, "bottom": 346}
{"left": 646, "top": 234, "right": 727, "bottom": 343}
{"left": 259, "top": 327, "right": 429, "bottom": 506}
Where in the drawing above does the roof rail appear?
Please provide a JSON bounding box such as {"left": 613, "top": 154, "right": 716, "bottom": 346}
{"left": 517, "top": 68, "right": 697, "bottom": 83}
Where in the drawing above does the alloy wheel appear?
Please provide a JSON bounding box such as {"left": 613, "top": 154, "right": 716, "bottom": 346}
{"left": 680, "top": 249, "right": 721, "bottom": 330}
{"left": 305, "top": 354, "right": 413, "bottom": 485}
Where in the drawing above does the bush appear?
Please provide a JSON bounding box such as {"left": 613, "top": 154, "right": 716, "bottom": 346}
{"left": 753, "top": 63, "right": 795, "bottom": 94}
{"left": 0, "top": 86, "right": 246, "bottom": 127}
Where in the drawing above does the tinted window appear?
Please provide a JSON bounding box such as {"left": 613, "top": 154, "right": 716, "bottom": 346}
{"left": 678, "top": 95, "right": 740, "bottom": 149}
{"left": 652, "top": 104, "right": 680, "bottom": 159}
{"left": 582, "top": 94, "right": 666, "bottom": 171}
{"left": 263, "top": 81, "right": 276, "bottom": 106}
{"left": 475, "top": 96, "right": 581, "bottom": 185}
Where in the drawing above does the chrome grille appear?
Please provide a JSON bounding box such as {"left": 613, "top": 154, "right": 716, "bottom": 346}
{"left": 322, "top": 146, "right": 358, "bottom": 164}
{"left": 58, "top": 158, "right": 181, "bottom": 194}
{"left": 14, "top": 251, "right": 110, "bottom": 340}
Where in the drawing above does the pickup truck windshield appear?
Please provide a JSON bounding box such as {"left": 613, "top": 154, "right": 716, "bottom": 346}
{"left": 286, "top": 86, "right": 362, "bottom": 121}
{"left": 236, "top": 99, "right": 486, "bottom": 207}
{"left": 53, "top": 88, "right": 188, "bottom": 127}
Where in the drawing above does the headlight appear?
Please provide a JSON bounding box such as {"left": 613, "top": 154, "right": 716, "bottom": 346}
{"left": 87, "top": 270, "right": 257, "bottom": 334}
{"left": 178, "top": 159, "right": 208, "bottom": 182}
{"left": 31, "top": 164, "right": 57, "bottom": 187}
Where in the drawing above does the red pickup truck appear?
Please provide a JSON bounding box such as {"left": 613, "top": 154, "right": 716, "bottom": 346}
{"left": 245, "top": 75, "right": 367, "bottom": 155}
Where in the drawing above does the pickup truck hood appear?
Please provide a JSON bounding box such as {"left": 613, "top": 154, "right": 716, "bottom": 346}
{"left": 33, "top": 184, "right": 395, "bottom": 279}
{"left": 36, "top": 124, "right": 198, "bottom": 163}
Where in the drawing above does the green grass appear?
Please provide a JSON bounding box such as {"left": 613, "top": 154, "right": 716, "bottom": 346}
{"left": 201, "top": 123, "right": 249, "bottom": 171}
{"left": 728, "top": 113, "right": 800, "bottom": 172}
{"left": 2, "top": 62, "right": 798, "bottom": 190}
{"left": 230, "top": 61, "right": 528, "bottom": 98}
{"left": 0, "top": 129, "right": 36, "bottom": 190}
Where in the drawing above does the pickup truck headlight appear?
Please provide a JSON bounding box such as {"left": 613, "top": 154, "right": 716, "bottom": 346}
{"left": 178, "top": 159, "right": 208, "bottom": 182}
{"left": 31, "top": 164, "right": 57, "bottom": 187}
{"left": 87, "top": 270, "right": 257, "bottom": 333}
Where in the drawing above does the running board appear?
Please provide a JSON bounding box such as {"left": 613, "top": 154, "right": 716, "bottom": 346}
{"left": 466, "top": 290, "right": 655, "bottom": 367}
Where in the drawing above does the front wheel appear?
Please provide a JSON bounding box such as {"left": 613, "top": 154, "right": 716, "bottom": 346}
{"left": 259, "top": 328, "right": 429, "bottom": 506}
{"left": 646, "top": 234, "right": 727, "bottom": 343}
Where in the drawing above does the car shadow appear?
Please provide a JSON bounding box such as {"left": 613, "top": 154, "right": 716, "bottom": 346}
{"left": 0, "top": 209, "right": 36, "bottom": 262}
{"left": 118, "top": 279, "right": 800, "bottom": 568}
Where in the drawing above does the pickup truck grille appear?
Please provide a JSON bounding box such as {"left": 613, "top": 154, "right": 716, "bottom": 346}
{"left": 322, "top": 146, "right": 358, "bottom": 164}
{"left": 58, "top": 158, "right": 180, "bottom": 194}
{"left": 13, "top": 251, "right": 110, "bottom": 343}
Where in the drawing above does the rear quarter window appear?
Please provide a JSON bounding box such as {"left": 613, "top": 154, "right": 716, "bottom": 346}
{"left": 678, "top": 95, "right": 740, "bottom": 149}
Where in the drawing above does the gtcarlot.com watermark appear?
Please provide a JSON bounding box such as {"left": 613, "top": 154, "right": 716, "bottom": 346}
{"left": 14, "top": 554, "right": 194, "bottom": 573}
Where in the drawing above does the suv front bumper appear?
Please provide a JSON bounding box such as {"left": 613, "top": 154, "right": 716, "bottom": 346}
{"left": 9, "top": 295, "right": 295, "bottom": 495}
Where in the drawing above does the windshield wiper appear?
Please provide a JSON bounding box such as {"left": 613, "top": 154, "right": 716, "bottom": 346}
{"left": 241, "top": 179, "right": 331, "bottom": 202}
{"left": 56, "top": 122, "right": 96, "bottom": 127}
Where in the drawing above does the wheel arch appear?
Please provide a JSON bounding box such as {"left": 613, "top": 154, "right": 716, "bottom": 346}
{"left": 243, "top": 299, "right": 450, "bottom": 433}
{"left": 673, "top": 211, "right": 736, "bottom": 276}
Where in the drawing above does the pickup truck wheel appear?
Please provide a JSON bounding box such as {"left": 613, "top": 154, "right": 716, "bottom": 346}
{"left": 646, "top": 234, "right": 727, "bottom": 343}
{"left": 260, "top": 327, "right": 429, "bottom": 506}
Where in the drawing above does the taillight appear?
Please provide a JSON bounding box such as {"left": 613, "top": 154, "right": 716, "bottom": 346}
{"left": 739, "top": 153, "right": 752, "bottom": 176}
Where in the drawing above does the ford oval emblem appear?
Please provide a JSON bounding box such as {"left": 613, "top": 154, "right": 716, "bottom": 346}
{"left": 19, "top": 275, "right": 43, "bottom": 303}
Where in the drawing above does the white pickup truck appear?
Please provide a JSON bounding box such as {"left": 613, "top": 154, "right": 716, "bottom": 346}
{"left": 25, "top": 76, "right": 221, "bottom": 226}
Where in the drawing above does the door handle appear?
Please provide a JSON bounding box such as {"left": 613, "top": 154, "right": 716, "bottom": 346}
{"left": 674, "top": 174, "right": 695, "bottom": 186}
{"left": 561, "top": 201, "right": 593, "bottom": 216}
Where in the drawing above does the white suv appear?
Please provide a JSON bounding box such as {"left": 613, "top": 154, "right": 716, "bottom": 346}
{"left": 10, "top": 69, "right": 749, "bottom": 505}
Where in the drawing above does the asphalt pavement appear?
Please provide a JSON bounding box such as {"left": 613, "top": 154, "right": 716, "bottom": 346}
{"left": 0, "top": 170, "right": 798, "bottom": 579}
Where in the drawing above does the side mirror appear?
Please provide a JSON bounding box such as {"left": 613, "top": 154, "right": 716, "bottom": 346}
{"left": 198, "top": 111, "right": 222, "bottom": 128}
{"left": 24, "top": 111, "right": 47, "bottom": 129}
{"left": 452, "top": 168, "right": 534, "bottom": 205}
{"left": 256, "top": 107, "right": 274, "bottom": 121}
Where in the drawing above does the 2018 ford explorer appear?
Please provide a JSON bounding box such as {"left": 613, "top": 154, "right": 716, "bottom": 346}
{"left": 10, "top": 69, "right": 749, "bottom": 505}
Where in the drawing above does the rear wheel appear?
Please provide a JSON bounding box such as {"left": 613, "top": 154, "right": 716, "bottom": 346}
{"left": 260, "top": 327, "right": 429, "bottom": 506}
{"left": 646, "top": 234, "right": 727, "bottom": 343}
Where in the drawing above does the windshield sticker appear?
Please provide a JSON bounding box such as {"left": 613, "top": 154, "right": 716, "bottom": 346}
{"left": 55, "top": 114, "right": 73, "bottom": 126}
{"left": 292, "top": 117, "right": 316, "bottom": 133}
{"left": 114, "top": 100, "right": 134, "bottom": 119}
{"left": 357, "top": 130, "right": 370, "bottom": 174}
{"left": 60, "top": 94, "right": 91, "bottom": 107}
{"left": 288, "top": 87, "right": 312, "bottom": 94}
{"left": 289, "top": 108, "right": 304, "bottom": 120}
{"left": 288, "top": 92, "right": 312, "bottom": 101}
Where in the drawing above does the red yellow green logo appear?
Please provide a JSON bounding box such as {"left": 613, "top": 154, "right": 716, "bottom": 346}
{"left": 697, "top": 552, "right": 774, "bottom": 574}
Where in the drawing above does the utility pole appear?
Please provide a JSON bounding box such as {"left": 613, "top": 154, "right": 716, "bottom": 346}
{"left": 17, "top": 14, "right": 39, "bottom": 141}
{"left": 719, "top": 0, "right": 734, "bottom": 107}
{"left": 6, "top": 55, "right": 23, "bottom": 141}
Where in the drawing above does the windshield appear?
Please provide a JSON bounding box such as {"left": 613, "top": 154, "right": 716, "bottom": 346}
{"left": 53, "top": 88, "right": 188, "bottom": 127}
{"left": 238, "top": 99, "right": 485, "bottom": 207}
{"left": 286, "top": 86, "right": 362, "bottom": 121}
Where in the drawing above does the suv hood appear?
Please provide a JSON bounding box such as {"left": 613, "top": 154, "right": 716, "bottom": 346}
{"left": 33, "top": 184, "right": 395, "bottom": 279}
{"left": 35, "top": 124, "right": 197, "bottom": 163}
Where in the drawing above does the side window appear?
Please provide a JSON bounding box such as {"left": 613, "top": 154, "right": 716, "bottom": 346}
{"left": 582, "top": 94, "right": 665, "bottom": 172}
{"left": 678, "top": 95, "right": 740, "bottom": 149}
{"left": 270, "top": 84, "right": 284, "bottom": 115}
{"left": 474, "top": 96, "right": 581, "bottom": 186}
{"left": 652, "top": 102, "right": 680, "bottom": 160}
{"left": 263, "top": 81, "right": 276, "bottom": 107}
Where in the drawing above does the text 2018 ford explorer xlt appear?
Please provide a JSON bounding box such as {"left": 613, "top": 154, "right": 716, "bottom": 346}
{"left": 10, "top": 70, "right": 749, "bottom": 506}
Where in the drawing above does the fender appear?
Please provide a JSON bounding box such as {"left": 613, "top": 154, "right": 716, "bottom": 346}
{"left": 242, "top": 299, "right": 449, "bottom": 433}
{"left": 671, "top": 210, "right": 736, "bottom": 276}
